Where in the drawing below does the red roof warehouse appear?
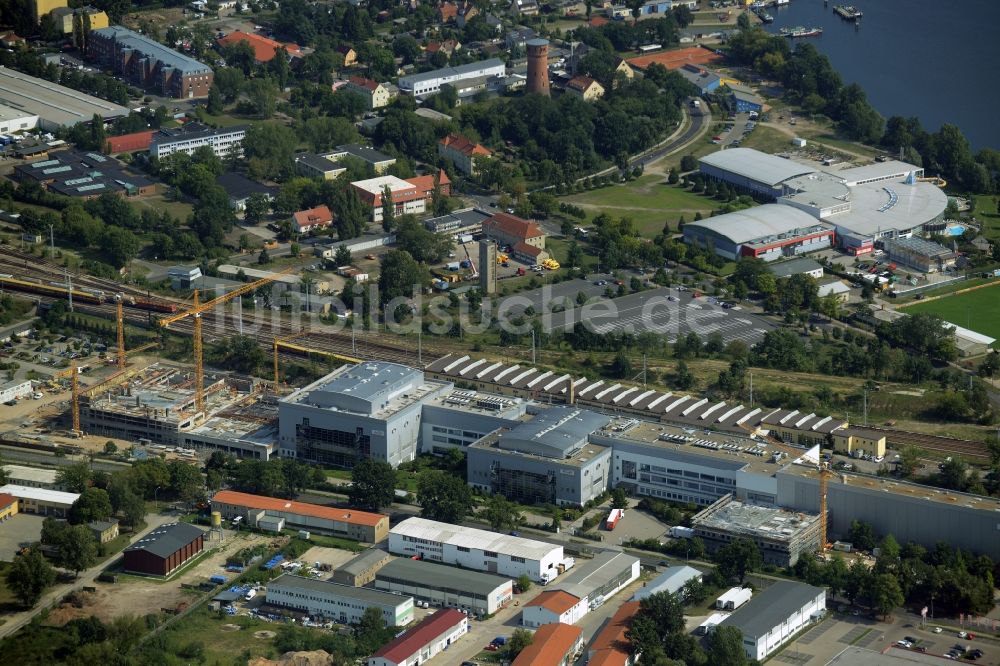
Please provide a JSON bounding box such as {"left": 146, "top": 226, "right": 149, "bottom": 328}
{"left": 123, "top": 522, "right": 205, "bottom": 577}
{"left": 368, "top": 609, "right": 468, "bottom": 666}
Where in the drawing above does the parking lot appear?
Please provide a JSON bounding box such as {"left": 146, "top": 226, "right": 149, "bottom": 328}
{"left": 0, "top": 513, "right": 44, "bottom": 560}
{"left": 541, "top": 287, "right": 775, "bottom": 345}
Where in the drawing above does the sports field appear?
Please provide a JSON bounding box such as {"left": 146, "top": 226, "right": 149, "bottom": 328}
{"left": 903, "top": 283, "right": 1000, "bottom": 347}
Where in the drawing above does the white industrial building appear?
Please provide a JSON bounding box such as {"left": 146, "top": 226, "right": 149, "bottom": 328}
{"left": 388, "top": 517, "right": 566, "bottom": 581}
{"left": 632, "top": 565, "right": 703, "bottom": 601}
{"left": 398, "top": 58, "right": 506, "bottom": 97}
{"left": 368, "top": 609, "right": 468, "bottom": 666}
{"left": 714, "top": 580, "right": 825, "bottom": 661}
{"left": 265, "top": 574, "right": 414, "bottom": 626}
{"left": 0, "top": 379, "right": 33, "bottom": 403}
{"left": 0, "top": 102, "right": 38, "bottom": 134}
{"left": 522, "top": 590, "right": 589, "bottom": 627}
{"left": 1, "top": 465, "right": 60, "bottom": 490}
{"left": 0, "top": 484, "right": 80, "bottom": 517}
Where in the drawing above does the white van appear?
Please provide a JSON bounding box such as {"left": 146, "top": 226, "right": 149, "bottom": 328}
{"left": 245, "top": 589, "right": 257, "bottom": 601}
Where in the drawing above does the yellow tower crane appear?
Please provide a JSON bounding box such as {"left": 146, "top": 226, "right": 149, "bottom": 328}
{"left": 158, "top": 267, "right": 296, "bottom": 415}
{"left": 53, "top": 364, "right": 81, "bottom": 435}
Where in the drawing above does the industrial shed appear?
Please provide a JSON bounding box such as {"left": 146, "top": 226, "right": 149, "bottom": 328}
{"left": 122, "top": 522, "right": 205, "bottom": 577}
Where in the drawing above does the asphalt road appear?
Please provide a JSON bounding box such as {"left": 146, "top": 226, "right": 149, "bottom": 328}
{"left": 632, "top": 101, "right": 711, "bottom": 169}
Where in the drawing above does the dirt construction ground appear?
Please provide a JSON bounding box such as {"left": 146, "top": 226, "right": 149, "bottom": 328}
{"left": 44, "top": 531, "right": 271, "bottom": 624}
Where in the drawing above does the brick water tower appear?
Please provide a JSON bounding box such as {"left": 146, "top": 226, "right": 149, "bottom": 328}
{"left": 526, "top": 38, "right": 550, "bottom": 96}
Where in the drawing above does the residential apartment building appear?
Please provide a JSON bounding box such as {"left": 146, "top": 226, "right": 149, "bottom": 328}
{"left": 351, "top": 175, "right": 433, "bottom": 223}
{"left": 344, "top": 76, "right": 394, "bottom": 109}
{"left": 89, "top": 26, "right": 213, "bottom": 98}
{"left": 438, "top": 134, "right": 491, "bottom": 175}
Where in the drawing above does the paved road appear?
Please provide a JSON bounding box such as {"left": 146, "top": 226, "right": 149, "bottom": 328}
{"left": 0, "top": 512, "right": 177, "bottom": 640}
{"left": 632, "top": 101, "right": 711, "bottom": 169}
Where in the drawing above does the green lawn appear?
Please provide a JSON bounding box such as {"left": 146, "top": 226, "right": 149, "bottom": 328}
{"left": 130, "top": 194, "right": 194, "bottom": 223}
{"left": 973, "top": 195, "right": 1000, "bottom": 241}
{"left": 740, "top": 125, "right": 796, "bottom": 154}
{"left": 563, "top": 176, "right": 717, "bottom": 236}
{"left": 903, "top": 283, "right": 1000, "bottom": 346}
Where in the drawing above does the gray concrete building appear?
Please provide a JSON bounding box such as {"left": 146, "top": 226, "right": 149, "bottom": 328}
{"left": 594, "top": 420, "right": 786, "bottom": 507}
{"left": 775, "top": 465, "right": 1000, "bottom": 560}
{"left": 467, "top": 406, "right": 612, "bottom": 506}
{"left": 374, "top": 557, "right": 514, "bottom": 616}
{"left": 420, "top": 389, "right": 525, "bottom": 454}
{"left": 690, "top": 495, "right": 822, "bottom": 566}
{"left": 265, "top": 574, "right": 414, "bottom": 626}
{"left": 331, "top": 548, "right": 393, "bottom": 587}
{"left": 278, "top": 363, "right": 449, "bottom": 467}
{"left": 550, "top": 551, "right": 640, "bottom": 608}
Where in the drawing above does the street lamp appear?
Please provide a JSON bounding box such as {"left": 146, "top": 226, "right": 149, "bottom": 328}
{"left": 154, "top": 485, "right": 161, "bottom": 512}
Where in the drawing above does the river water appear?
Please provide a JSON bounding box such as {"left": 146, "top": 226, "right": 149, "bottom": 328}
{"left": 762, "top": 0, "right": 1000, "bottom": 150}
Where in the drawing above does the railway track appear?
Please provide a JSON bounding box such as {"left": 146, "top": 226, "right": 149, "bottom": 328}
{"left": 865, "top": 426, "right": 990, "bottom": 462}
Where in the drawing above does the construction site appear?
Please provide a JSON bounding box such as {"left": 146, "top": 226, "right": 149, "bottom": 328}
{"left": 80, "top": 363, "right": 278, "bottom": 459}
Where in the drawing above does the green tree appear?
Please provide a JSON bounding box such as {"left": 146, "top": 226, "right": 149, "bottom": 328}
{"left": 167, "top": 460, "right": 205, "bottom": 506}
{"left": 673, "top": 360, "right": 695, "bottom": 390}
{"left": 516, "top": 573, "right": 532, "bottom": 593}
{"left": 56, "top": 461, "right": 92, "bottom": 492}
{"left": 610, "top": 349, "right": 632, "bottom": 379}
{"left": 871, "top": 572, "right": 904, "bottom": 619}
{"left": 610, "top": 486, "right": 629, "bottom": 510}
{"left": 120, "top": 491, "right": 146, "bottom": 528}
{"left": 707, "top": 625, "right": 748, "bottom": 666}
{"left": 334, "top": 244, "right": 352, "bottom": 267}
{"left": 206, "top": 84, "right": 224, "bottom": 114}
{"left": 5, "top": 547, "right": 56, "bottom": 607}
{"left": 715, "top": 538, "right": 762, "bottom": 583}
{"left": 480, "top": 494, "right": 523, "bottom": 532}
{"left": 349, "top": 459, "right": 397, "bottom": 511}
{"left": 848, "top": 519, "right": 876, "bottom": 552}
{"left": 380, "top": 184, "right": 396, "bottom": 233}
{"left": 210, "top": 335, "right": 266, "bottom": 374}
{"left": 417, "top": 470, "right": 473, "bottom": 523}
{"left": 377, "top": 250, "right": 430, "bottom": 306}
{"left": 244, "top": 192, "right": 270, "bottom": 225}
{"left": 896, "top": 446, "right": 922, "bottom": 478}
{"left": 258, "top": 247, "right": 271, "bottom": 265}
{"left": 507, "top": 628, "right": 533, "bottom": 658}
{"left": 60, "top": 524, "right": 98, "bottom": 577}
{"left": 68, "top": 487, "right": 113, "bottom": 525}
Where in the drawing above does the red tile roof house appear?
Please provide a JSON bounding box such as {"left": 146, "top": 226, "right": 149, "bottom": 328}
{"left": 482, "top": 211, "right": 546, "bottom": 251}
{"left": 587, "top": 600, "right": 641, "bottom": 666}
{"left": 437, "top": 1, "right": 459, "bottom": 22}
{"left": 367, "top": 608, "right": 468, "bottom": 666}
{"left": 438, "top": 133, "right": 491, "bottom": 176}
{"left": 292, "top": 205, "right": 333, "bottom": 234}
{"left": 216, "top": 30, "right": 301, "bottom": 62}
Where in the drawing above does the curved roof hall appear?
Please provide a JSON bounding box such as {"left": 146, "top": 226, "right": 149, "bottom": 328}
{"left": 700, "top": 147, "right": 817, "bottom": 187}
{"left": 684, "top": 204, "right": 825, "bottom": 244}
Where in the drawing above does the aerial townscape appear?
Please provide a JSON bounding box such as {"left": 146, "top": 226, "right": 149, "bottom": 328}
{"left": 0, "top": 0, "right": 997, "bottom": 663}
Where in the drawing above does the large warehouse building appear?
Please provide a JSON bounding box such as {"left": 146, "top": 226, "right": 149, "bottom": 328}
{"left": 210, "top": 490, "right": 389, "bottom": 543}
{"left": 687, "top": 148, "right": 948, "bottom": 260}
{"left": 0, "top": 66, "right": 129, "bottom": 129}
{"left": 374, "top": 557, "right": 514, "bottom": 616}
{"left": 715, "top": 580, "right": 825, "bottom": 661}
{"left": 388, "top": 517, "right": 567, "bottom": 582}
{"left": 122, "top": 522, "right": 205, "bottom": 577}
